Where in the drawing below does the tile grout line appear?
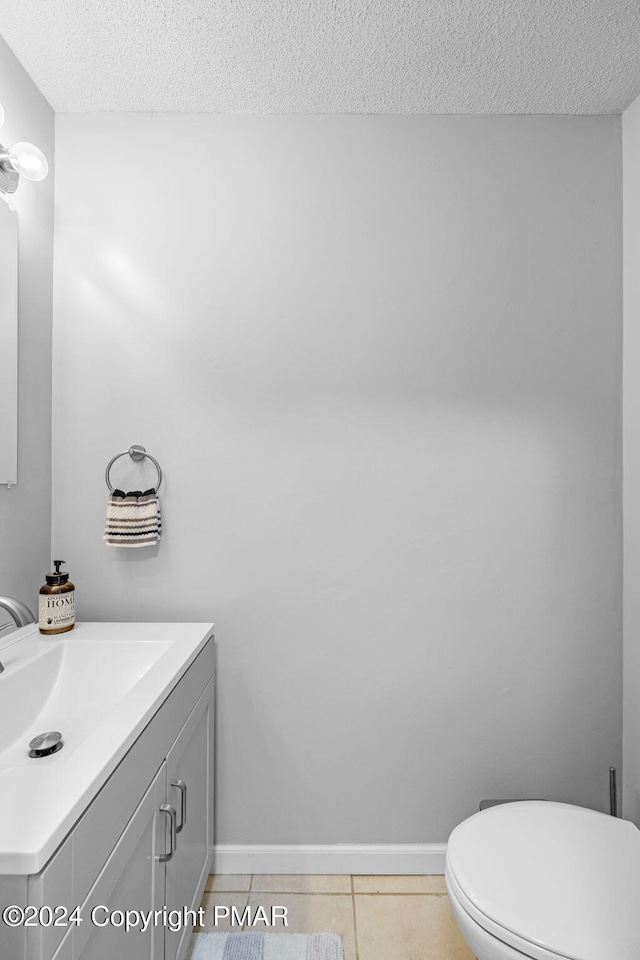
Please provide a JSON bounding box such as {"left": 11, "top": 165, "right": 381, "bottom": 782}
{"left": 212, "top": 890, "right": 447, "bottom": 897}
{"left": 349, "top": 891, "right": 448, "bottom": 898}
{"left": 351, "top": 875, "right": 360, "bottom": 960}
{"left": 243, "top": 875, "right": 255, "bottom": 931}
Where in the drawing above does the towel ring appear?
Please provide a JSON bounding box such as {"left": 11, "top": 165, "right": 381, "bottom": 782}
{"left": 105, "top": 445, "right": 163, "bottom": 493}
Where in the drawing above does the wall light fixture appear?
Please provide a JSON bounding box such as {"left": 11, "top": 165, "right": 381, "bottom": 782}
{"left": 0, "top": 101, "right": 48, "bottom": 202}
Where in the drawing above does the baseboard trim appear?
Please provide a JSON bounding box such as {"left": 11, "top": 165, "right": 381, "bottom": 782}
{"left": 213, "top": 844, "right": 447, "bottom": 875}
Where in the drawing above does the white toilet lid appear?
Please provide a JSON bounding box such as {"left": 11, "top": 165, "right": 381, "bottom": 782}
{"left": 446, "top": 801, "right": 640, "bottom": 960}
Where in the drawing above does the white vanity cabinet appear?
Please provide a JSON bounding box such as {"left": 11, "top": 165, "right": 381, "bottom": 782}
{"left": 9, "top": 632, "right": 216, "bottom": 960}
{"left": 72, "top": 762, "right": 167, "bottom": 960}
{"left": 165, "top": 686, "right": 214, "bottom": 960}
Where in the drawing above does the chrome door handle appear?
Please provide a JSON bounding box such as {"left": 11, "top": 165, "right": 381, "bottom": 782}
{"left": 171, "top": 779, "right": 187, "bottom": 833}
{"left": 158, "top": 803, "right": 177, "bottom": 862}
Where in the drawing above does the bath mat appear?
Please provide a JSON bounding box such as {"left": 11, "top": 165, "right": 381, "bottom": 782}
{"left": 188, "top": 931, "right": 344, "bottom": 959}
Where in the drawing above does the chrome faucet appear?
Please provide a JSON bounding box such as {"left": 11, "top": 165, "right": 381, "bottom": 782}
{"left": 0, "top": 596, "right": 36, "bottom": 628}
{"left": 0, "top": 597, "right": 36, "bottom": 673}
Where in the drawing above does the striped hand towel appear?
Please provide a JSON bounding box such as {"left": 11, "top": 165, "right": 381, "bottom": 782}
{"left": 103, "top": 488, "right": 162, "bottom": 547}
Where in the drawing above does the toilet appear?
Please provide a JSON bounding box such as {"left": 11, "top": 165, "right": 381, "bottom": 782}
{"left": 445, "top": 800, "right": 640, "bottom": 960}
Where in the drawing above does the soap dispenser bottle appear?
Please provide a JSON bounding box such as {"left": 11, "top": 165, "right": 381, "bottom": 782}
{"left": 39, "top": 561, "right": 75, "bottom": 635}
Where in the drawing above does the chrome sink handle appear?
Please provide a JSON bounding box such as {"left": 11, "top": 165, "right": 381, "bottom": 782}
{"left": 171, "top": 779, "right": 187, "bottom": 833}
{"left": 158, "top": 804, "right": 177, "bottom": 862}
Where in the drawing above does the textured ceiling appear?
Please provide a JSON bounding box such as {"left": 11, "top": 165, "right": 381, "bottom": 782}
{"left": 1, "top": 0, "right": 639, "bottom": 114}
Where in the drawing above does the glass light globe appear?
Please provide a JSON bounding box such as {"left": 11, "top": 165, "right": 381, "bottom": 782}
{"left": 9, "top": 141, "right": 48, "bottom": 181}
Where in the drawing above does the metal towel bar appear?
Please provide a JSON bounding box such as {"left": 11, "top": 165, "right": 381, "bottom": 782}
{"left": 105, "top": 445, "right": 162, "bottom": 493}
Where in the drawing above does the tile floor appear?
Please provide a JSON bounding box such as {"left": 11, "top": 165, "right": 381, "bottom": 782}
{"left": 197, "top": 875, "right": 476, "bottom": 960}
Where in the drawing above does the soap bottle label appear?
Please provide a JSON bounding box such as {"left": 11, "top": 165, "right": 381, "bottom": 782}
{"left": 39, "top": 592, "right": 75, "bottom": 631}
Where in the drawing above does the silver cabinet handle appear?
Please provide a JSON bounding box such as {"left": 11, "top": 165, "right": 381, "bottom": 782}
{"left": 171, "top": 779, "right": 187, "bottom": 833}
{"left": 157, "top": 803, "right": 177, "bottom": 862}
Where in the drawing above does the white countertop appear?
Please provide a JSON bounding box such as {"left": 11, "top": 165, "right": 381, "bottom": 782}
{"left": 0, "top": 621, "right": 214, "bottom": 875}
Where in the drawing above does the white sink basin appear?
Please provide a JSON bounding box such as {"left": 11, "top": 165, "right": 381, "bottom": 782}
{"left": 0, "top": 637, "right": 171, "bottom": 764}
{"left": 0, "top": 622, "right": 213, "bottom": 874}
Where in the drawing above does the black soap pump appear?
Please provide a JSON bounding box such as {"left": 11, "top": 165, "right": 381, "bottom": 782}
{"left": 38, "top": 561, "right": 76, "bottom": 635}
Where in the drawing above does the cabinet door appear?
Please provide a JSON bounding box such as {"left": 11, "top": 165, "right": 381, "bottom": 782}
{"left": 165, "top": 679, "right": 214, "bottom": 960}
{"left": 74, "top": 763, "right": 167, "bottom": 960}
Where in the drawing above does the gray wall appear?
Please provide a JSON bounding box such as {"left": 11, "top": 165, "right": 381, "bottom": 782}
{"left": 623, "top": 94, "right": 640, "bottom": 826}
{"left": 52, "top": 114, "right": 622, "bottom": 844}
{"left": 0, "top": 37, "right": 54, "bottom": 623}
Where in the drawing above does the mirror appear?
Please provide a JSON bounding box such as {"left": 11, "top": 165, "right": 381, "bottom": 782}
{"left": 0, "top": 201, "right": 18, "bottom": 485}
